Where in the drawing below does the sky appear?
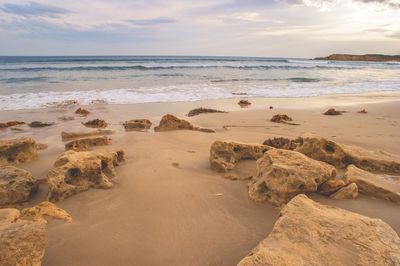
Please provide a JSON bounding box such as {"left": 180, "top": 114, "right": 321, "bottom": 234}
{"left": 0, "top": 0, "right": 399, "bottom": 57}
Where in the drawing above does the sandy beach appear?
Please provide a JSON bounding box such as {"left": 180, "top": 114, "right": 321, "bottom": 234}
{"left": 0, "top": 92, "right": 399, "bottom": 265}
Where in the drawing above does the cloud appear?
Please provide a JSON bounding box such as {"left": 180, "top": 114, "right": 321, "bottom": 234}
{"left": 365, "top": 27, "right": 389, "bottom": 32}
{"left": 127, "top": 17, "right": 176, "bottom": 26}
{"left": 1, "top": 1, "right": 70, "bottom": 17}
{"left": 388, "top": 31, "right": 400, "bottom": 38}
{"left": 297, "top": 0, "right": 400, "bottom": 8}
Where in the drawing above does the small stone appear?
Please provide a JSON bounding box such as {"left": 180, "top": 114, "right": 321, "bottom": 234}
{"left": 330, "top": 182, "right": 358, "bottom": 199}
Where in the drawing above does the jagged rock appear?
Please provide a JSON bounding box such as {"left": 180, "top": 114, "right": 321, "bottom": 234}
{"left": 323, "top": 108, "right": 346, "bottom": 115}
{"left": 237, "top": 194, "right": 400, "bottom": 266}
{"left": 65, "top": 136, "right": 111, "bottom": 151}
{"left": 248, "top": 149, "right": 336, "bottom": 206}
{"left": 0, "top": 166, "right": 38, "bottom": 207}
{"left": 47, "top": 150, "right": 124, "bottom": 201}
{"left": 358, "top": 109, "right": 368, "bottom": 114}
{"left": 330, "top": 182, "right": 358, "bottom": 199}
{"left": 20, "top": 201, "right": 72, "bottom": 222}
{"left": 0, "top": 137, "right": 38, "bottom": 166}
{"left": 0, "top": 121, "right": 25, "bottom": 128}
{"left": 154, "top": 114, "right": 215, "bottom": 133}
{"left": 0, "top": 209, "right": 46, "bottom": 266}
{"left": 28, "top": 121, "right": 55, "bottom": 128}
{"left": 238, "top": 100, "right": 251, "bottom": 107}
{"left": 187, "top": 108, "right": 227, "bottom": 117}
{"left": 75, "top": 107, "right": 90, "bottom": 115}
{"left": 83, "top": 119, "right": 108, "bottom": 128}
{"left": 209, "top": 141, "right": 269, "bottom": 173}
{"left": 317, "top": 179, "right": 346, "bottom": 196}
{"left": 123, "top": 119, "right": 152, "bottom": 131}
{"left": 263, "top": 137, "right": 297, "bottom": 150}
{"left": 61, "top": 129, "right": 114, "bottom": 141}
{"left": 270, "top": 114, "right": 292, "bottom": 123}
{"left": 344, "top": 165, "right": 400, "bottom": 204}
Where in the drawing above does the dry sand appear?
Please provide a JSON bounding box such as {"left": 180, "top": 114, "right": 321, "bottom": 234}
{"left": 1, "top": 91, "right": 400, "bottom": 266}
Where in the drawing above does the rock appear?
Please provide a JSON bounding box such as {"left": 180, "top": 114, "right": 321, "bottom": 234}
{"left": 270, "top": 114, "right": 292, "bottom": 123}
{"left": 154, "top": 114, "right": 215, "bottom": 133}
{"left": 323, "top": 108, "right": 346, "bottom": 115}
{"left": 209, "top": 141, "right": 269, "bottom": 173}
{"left": 344, "top": 165, "right": 400, "bottom": 204}
{"left": 358, "top": 109, "right": 368, "bottom": 114}
{"left": 315, "top": 53, "right": 400, "bottom": 62}
{"left": 123, "top": 119, "right": 152, "bottom": 131}
{"left": 36, "top": 143, "right": 48, "bottom": 150}
{"left": 263, "top": 137, "right": 297, "bottom": 150}
{"left": 61, "top": 129, "right": 114, "bottom": 141}
{"left": 28, "top": 121, "right": 55, "bottom": 128}
{"left": 317, "top": 179, "right": 346, "bottom": 196}
{"left": 0, "top": 121, "right": 25, "bottom": 128}
{"left": 248, "top": 149, "right": 336, "bottom": 206}
{"left": 20, "top": 201, "right": 72, "bottom": 222}
{"left": 83, "top": 119, "right": 108, "bottom": 128}
{"left": 0, "top": 137, "right": 38, "bottom": 166}
{"left": 238, "top": 100, "right": 251, "bottom": 107}
{"left": 47, "top": 150, "right": 124, "bottom": 201}
{"left": 75, "top": 107, "right": 90, "bottom": 115}
{"left": 0, "top": 166, "right": 38, "bottom": 207}
{"left": 65, "top": 136, "right": 111, "bottom": 151}
{"left": 330, "top": 182, "right": 358, "bottom": 199}
{"left": 237, "top": 194, "right": 400, "bottom": 266}
{"left": 187, "top": 108, "right": 227, "bottom": 117}
{"left": 0, "top": 215, "right": 46, "bottom": 266}
{"left": 0, "top": 208, "right": 20, "bottom": 223}
{"left": 58, "top": 116, "right": 75, "bottom": 121}
{"left": 269, "top": 106, "right": 273, "bottom": 109}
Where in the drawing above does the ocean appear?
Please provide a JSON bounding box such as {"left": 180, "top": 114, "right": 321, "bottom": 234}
{"left": 0, "top": 56, "right": 399, "bottom": 110}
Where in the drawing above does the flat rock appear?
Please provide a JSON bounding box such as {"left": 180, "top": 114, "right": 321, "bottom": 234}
{"left": 0, "top": 137, "right": 38, "bottom": 166}
{"left": 154, "top": 114, "right": 215, "bottom": 133}
{"left": 20, "top": 201, "right": 72, "bottom": 222}
{"left": 82, "top": 119, "right": 108, "bottom": 128}
{"left": 248, "top": 149, "right": 336, "bottom": 206}
{"left": 61, "top": 129, "right": 114, "bottom": 141}
{"left": 65, "top": 136, "right": 111, "bottom": 151}
{"left": 0, "top": 121, "right": 25, "bottom": 128}
{"left": 209, "top": 141, "right": 269, "bottom": 173}
{"left": 28, "top": 121, "right": 55, "bottom": 128}
{"left": 238, "top": 194, "right": 400, "bottom": 266}
{"left": 187, "top": 108, "right": 227, "bottom": 117}
{"left": 344, "top": 165, "right": 400, "bottom": 204}
{"left": 330, "top": 182, "right": 358, "bottom": 199}
{"left": 0, "top": 166, "right": 38, "bottom": 207}
{"left": 123, "top": 119, "right": 152, "bottom": 131}
{"left": 47, "top": 150, "right": 124, "bottom": 201}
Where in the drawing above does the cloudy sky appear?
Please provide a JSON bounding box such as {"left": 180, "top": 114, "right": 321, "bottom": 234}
{"left": 0, "top": 0, "right": 399, "bottom": 57}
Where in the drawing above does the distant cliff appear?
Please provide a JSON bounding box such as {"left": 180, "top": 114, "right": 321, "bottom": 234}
{"left": 315, "top": 54, "right": 400, "bottom": 62}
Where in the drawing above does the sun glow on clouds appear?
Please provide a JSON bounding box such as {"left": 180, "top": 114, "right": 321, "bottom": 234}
{"left": 0, "top": 0, "right": 399, "bottom": 57}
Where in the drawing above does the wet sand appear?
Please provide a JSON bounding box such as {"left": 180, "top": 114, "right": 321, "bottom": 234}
{"left": 1, "top": 92, "right": 400, "bottom": 266}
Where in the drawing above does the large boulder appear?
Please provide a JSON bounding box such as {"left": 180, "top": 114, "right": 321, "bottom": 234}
{"left": 0, "top": 137, "right": 38, "bottom": 166}
{"left": 154, "top": 114, "right": 215, "bottom": 133}
{"left": 47, "top": 150, "right": 124, "bottom": 202}
{"left": 248, "top": 149, "right": 336, "bottom": 206}
{"left": 209, "top": 141, "right": 269, "bottom": 173}
{"left": 0, "top": 166, "right": 38, "bottom": 207}
{"left": 344, "top": 165, "right": 400, "bottom": 204}
{"left": 65, "top": 136, "right": 111, "bottom": 151}
{"left": 237, "top": 194, "right": 400, "bottom": 266}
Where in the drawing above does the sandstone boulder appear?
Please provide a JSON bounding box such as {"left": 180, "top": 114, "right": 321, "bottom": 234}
{"left": 61, "top": 129, "right": 114, "bottom": 141}
{"left": 270, "top": 114, "right": 292, "bottom": 123}
{"left": 0, "top": 137, "right": 38, "bottom": 166}
{"left": 237, "top": 194, "right": 400, "bottom": 266}
{"left": 154, "top": 114, "right": 215, "bottom": 133}
{"left": 83, "top": 119, "right": 108, "bottom": 128}
{"left": 65, "top": 136, "right": 111, "bottom": 151}
{"left": 123, "top": 119, "right": 152, "bottom": 131}
{"left": 47, "top": 150, "right": 124, "bottom": 201}
{"left": 210, "top": 141, "right": 269, "bottom": 173}
{"left": 0, "top": 166, "right": 38, "bottom": 207}
{"left": 187, "top": 108, "right": 227, "bottom": 117}
{"left": 248, "top": 149, "right": 336, "bottom": 206}
{"left": 20, "top": 201, "right": 72, "bottom": 222}
{"left": 344, "top": 165, "right": 400, "bottom": 204}
{"left": 263, "top": 137, "right": 297, "bottom": 150}
{"left": 317, "top": 179, "right": 346, "bottom": 196}
{"left": 75, "top": 107, "right": 90, "bottom": 115}
{"left": 330, "top": 182, "right": 358, "bottom": 199}
{"left": 0, "top": 121, "right": 25, "bottom": 128}
{"left": 0, "top": 208, "right": 20, "bottom": 223}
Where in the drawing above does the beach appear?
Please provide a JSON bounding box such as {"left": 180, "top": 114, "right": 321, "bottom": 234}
{"left": 1, "top": 92, "right": 399, "bottom": 265}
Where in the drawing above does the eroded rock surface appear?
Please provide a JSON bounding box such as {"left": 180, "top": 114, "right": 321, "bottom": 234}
{"left": 123, "top": 119, "right": 152, "bottom": 131}
{"left": 248, "top": 149, "right": 336, "bottom": 206}
{"left": 330, "top": 182, "right": 358, "bottom": 199}
{"left": 0, "top": 137, "right": 38, "bottom": 166}
{"left": 263, "top": 137, "right": 297, "bottom": 150}
{"left": 0, "top": 166, "right": 38, "bottom": 207}
{"left": 238, "top": 194, "right": 400, "bottom": 266}
{"left": 83, "top": 119, "right": 108, "bottom": 128}
{"left": 47, "top": 150, "right": 124, "bottom": 201}
{"left": 187, "top": 108, "right": 227, "bottom": 117}
{"left": 210, "top": 141, "right": 268, "bottom": 173}
{"left": 20, "top": 201, "right": 72, "bottom": 222}
{"left": 61, "top": 129, "right": 114, "bottom": 141}
{"left": 65, "top": 136, "right": 111, "bottom": 151}
{"left": 154, "top": 114, "right": 215, "bottom": 133}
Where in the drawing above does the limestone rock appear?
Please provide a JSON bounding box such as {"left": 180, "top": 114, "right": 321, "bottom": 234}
{"left": 248, "top": 149, "right": 336, "bottom": 206}
{"left": 330, "top": 182, "right": 358, "bottom": 199}
{"left": 61, "top": 129, "right": 114, "bottom": 141}
{"left": 20, "top": 201, "right": 72, "bottom": 222}
{"left": 263, "top": 137, "right": 297, "bottom": 150}
{"left": 0, "top": 208, "right": 20, "bottom": 223}
{"left": 83, "top": 119, "right": 108, "bottom": 128}
{"left": 47, "top": 150, "right": 124, "bottom": 201}
{"left": 187, "top": 108, "right": 227, "bottom": 117}
{"left": 344, "top": 165, "right": 400, "bottom": 204}
{"left": 0, "top": 137, "right": 38, "bottom": 166}
{"left": 237, "top": 194, "right": 400, "bottom": 266}
{"left": 28, "top": 121, "right": 55, "bottom": 128}
{"left": 65, "top": 136, "right": 111, "bottom": 151}
{"left": 317, "top": 179, "right": 346, "bottom": 196}
{"left": 75, "top": 107, "right": 90, "bottom": 115}
{"left": 323, "top": 108, "right": 346, "bottom": 115}
{"left": 210, "top": 141, "right": 269, "bottom": 173}
{"left": 0, "top": 166, "right": 38, "bottom": 207}
{"left": 123, "top": 119, "right": 152, "bottom": 131}
{"left": 154, "top": 114, "right": 215, "bottom": 133}
{"left": 0, "top": 121, "right": 25, "bottom": 128}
